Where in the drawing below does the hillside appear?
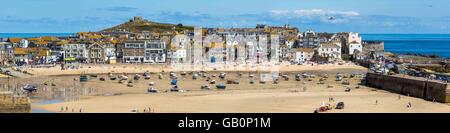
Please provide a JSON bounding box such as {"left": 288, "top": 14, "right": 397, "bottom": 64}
{"left": 100, "top": 16, "right": 194, "bottom": 33}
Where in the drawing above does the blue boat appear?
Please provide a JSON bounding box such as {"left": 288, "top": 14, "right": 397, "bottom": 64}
{"left": 80, "top": 75, "right": 88, "bottom": 82}
{"left": 170, "top": 79, "right": 177, "bottom": 85}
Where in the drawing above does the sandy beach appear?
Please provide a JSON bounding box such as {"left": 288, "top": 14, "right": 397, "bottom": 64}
{"left": 3, "top": 63, "right": 449, "bottom": 113}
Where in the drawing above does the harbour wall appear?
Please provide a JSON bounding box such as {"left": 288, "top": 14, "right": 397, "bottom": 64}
{"left": 366, "top": 73, "right": 450, "bottom": 103}
{"left": 0, "top": 92, "right": 31, "bottom": 113}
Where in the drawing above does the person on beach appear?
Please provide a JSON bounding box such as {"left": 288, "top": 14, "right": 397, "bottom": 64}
{"left": 66, "top": 106, "right": 68, "bottom": 112}
{"left": 60, "top": 106, "right": 64, "bottom": 112}
{"left": 398, "top": 95, "right": 401, "bottom": 100}
{"left": 375, "top": 100, "right": 378, "bottom": 105}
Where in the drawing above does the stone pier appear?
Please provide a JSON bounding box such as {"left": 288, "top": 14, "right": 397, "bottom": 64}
{"left": 366, "top": 73, "right": 450, "bottom": 103}
{"left": 0, "top": 92, "right": 31, "bottom": 113}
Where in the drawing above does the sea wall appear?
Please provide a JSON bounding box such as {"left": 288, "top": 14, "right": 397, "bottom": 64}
{"left": 0, "top": 92, "right": 31, "bottom": 113}
{"left": 366, "top": 73, "right": 450, "bottom": 103}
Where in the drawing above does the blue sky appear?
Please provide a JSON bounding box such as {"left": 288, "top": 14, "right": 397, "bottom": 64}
{"left": 1, "top": 0, "right": 449, "bottom": 33}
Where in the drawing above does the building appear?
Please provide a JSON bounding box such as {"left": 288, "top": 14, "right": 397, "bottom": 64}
{"left": 13, "top": 48, "right": 50, "bottom": 65}
{"left": 144, "top": 39, "right": 166, "bottom": 63}
{"left": 87, "top": 42, "right": 105, "bottom": 63}
{"left": 318, "top": 42, "right": 342, "bottom": 61}
{"left": 295, "top": 48, "right": 315, "bottom": 63}
{"left": 104, "top": 43, "right": 117, "bottom": 64}
{"left": 345, "top": 32, "right": 362, "bottom": 55}
{"left": 123, "top": 40, "right": 145, "bottom": 63}
{"left": 0, "top": 42, "right": 13, "bottom": 65}
{"left": 349, "top": 41, "right": 363, "bottom": 55}
{"left": 63, "top": 43, "right": 87, "bottom": 62}
{"left": 300, "top": 29, "right": 319, "bottom": 48}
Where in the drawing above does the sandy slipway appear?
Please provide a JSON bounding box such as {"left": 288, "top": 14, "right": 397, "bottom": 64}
{"left": 6, "top": 64, "right": 450, "bottom": 113}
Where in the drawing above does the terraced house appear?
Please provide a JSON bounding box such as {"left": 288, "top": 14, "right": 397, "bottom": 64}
{"left": 63, "top": 43, "right": 88, "bottom": 63}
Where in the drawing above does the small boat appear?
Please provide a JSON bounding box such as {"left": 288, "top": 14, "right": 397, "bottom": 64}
{"left": 127, "top": 83, "right": 134, "bottom": 87}
{"left": 210, "top": 80, "right": 216, "bottom": 84}
{"left": 119, "top": 75, "right": 128, "bottom": 80}
{"left": 134, "top": 74, "right": 141, "bottom": 80}
{"left": 119, "top": 80, "right": 125, "bottom": 84}
{"left": 216, "top": 84, "right": 226, "bottom": 89}
{"left": 147, "top": 87, "right": 158, "bottom": 93}
{"left": 143, "top": 72, "right": 151, "bottom": 79}
{"left": 249, "top": 80, "right": 255, "bottom": 84}
{"left": 89, "top": 74, "right": 98, "bottom": 78}
{"left": 273, "top": 79, "right": 279, "bottom": 84}
{"left": 170, "top": 85, "right": 180, "bottom": 92}
{"left": 219, "top": 72, "right": 226, "bottom": 79}
{"left": 80, "top": 75, "right": 88, "bottom": 82}
{"left": 200, "top": 85, "right": 210, "bottom": 90}
{"left": 99, "top": 77, "right": 106, "bottom": 81}
{"left": 158, "top": 74, "right": 164, "bottom": 79}
{"left": 22, "top": 84, "right": 37, "bottom": 92}
{"left": 295, "top": 74, "right": 302, "bottom": 81}
{"left": 171, "top": 79, "right": 178, "bottom": 85}
{"left": 259, "top": 80, "right": 266, "bottom": 84}
{"left": 149, "top": 82, "right": 155, "bottom": 86}
{"left": 192, "top": 74, "right": 198, "bottom": 80}
{"left": 345, "top": 87, "right": 351, "bottom": 92}
{"left": 180, "top": 72, "right": 187, "bottom": 76}
{"left": 342, "top": 80, "right": 350, "bottom": 85}
{"left": 110, "top": 76, "right": 117, "bottom": 80}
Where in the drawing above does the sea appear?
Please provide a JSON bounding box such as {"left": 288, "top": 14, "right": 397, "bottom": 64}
{"left": 1, "top": 33, "right": 449, "bottom": 58}
{"left": 361, "top": 34, "right": 450, "bottom": 58}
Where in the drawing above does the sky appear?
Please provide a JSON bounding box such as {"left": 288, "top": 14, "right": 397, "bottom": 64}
{"left": 1, "top": 0, "right": 450, "bottom": 33}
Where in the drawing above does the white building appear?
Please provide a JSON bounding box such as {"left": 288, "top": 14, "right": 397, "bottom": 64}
{"left": 348, "top": 32, "right": 362, "bottom": 44}
{"left": 63, "top": 44, "right": 88, "bottom": 62}
{"left": 295, "top": 48, "right": 315, "bottom": 63}
{"left": 167, "top": 49, "right": 187, "bottom": 62}
{"left": 104, "top": 43, "right": 117, "bottom": 64}
{"left": 349, "top": 41, "right": 362, "bottom": 55}
{"left": 144, "top": 39, "right": 166, "bottom": 63}
{"left": 318, "top": 42, "right": 341, "bottom": 61}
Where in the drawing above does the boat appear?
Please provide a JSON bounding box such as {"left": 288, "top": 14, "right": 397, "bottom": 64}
{"left": 200, "top": 85, "right": 210, "bottom": 90}
{"left": 119, "top": 75, "right": 128, "bottom": 80}
{"left": 149, "top": 82, "right": 155, "bottom": 86}
{"left": 171, "top": 79, "right": 178, "bottom": 85}
{"left": 22, "top": 84, "right": 37, "bottom": 92}
{"left": 79, "top": 75, "right": 88, "bottom": 82}
{"left": 170, "top": 85, "right": 180, "bottom": 92}
{"left": 216, "top": 84, "right": 226, "bottom": 89}
{"left": 210, "top": 80, "right": 216, "bottom": 84}
{"left": 134, "top": 74, "right": 141, "bottom": 80}
{"left": 127, "top": 83, "right": 134, "bottom": 87}
{"left": 147, "top": 87, "right": 158, "bottom": 93}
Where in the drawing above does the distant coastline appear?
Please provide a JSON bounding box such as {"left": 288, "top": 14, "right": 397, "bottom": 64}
{"left": 0, "top": 33, "right": 76, "bottom": 38}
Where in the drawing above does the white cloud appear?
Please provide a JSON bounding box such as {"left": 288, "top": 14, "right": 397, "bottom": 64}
{"left": 269, "top": 9, "right": 360, "bottom": 24}
{"left": 270, "top": 9, "right": 360, "bottom": 17}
